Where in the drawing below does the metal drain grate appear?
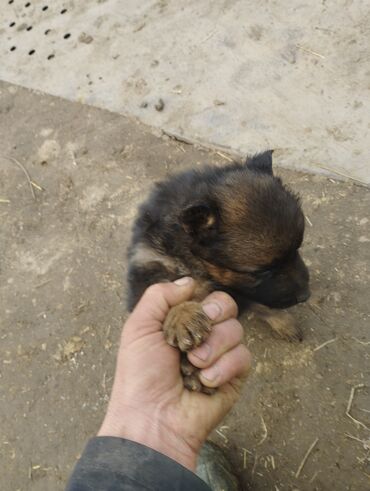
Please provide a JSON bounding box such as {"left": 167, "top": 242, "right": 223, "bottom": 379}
{"left": 3, "top": 1, "right": 72, "bottom": 60}
{"left": 0, "top": 0, "right": 155, "bottom": 112}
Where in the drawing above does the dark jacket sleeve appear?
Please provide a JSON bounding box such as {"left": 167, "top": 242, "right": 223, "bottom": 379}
{"left": 66, "top": 436, "right": 211, "bottom": 491}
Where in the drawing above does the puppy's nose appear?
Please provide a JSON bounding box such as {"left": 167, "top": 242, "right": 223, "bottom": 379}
{"left": 296, "top": 289, "right": 311, "bottom": 303}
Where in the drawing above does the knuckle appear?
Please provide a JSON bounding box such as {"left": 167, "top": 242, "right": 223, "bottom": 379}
{"left": 221, "top": 318, "right": 243, "bottom": 339}
{"left": 239, "top": 345, "right": 252, "bottom": 368}
{"left": 145, "top": 282, "right": 166, "bottom": 298}
{"left": 231, "top": 319, "right": 244, "bottom": 338}
{"left": 208, "top": 291, "right": 238, "bottom": 313}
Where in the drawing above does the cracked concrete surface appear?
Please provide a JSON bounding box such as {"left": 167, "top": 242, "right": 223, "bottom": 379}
{"left": 1, "top": 0, "right": 369, "bottom": 183}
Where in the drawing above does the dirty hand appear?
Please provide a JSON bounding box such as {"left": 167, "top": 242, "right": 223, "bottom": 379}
{"left": 98, "top": 278, "right": 251, "bottom": 471}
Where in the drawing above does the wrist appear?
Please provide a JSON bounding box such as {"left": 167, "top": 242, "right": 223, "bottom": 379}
{"left": 98, "top": 404, "right": 198, "bottom": 471}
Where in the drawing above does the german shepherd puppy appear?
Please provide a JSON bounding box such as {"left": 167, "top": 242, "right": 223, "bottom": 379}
{"left": 127, "top": 151, "right": 310, "bottom": 392}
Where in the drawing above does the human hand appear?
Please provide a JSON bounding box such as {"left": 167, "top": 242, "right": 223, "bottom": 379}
{"left": 98, "top": 278, "right": 251, "bottom": 470}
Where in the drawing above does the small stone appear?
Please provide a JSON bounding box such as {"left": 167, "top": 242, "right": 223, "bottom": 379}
{"left": 155, "top": 98, "right": 165, "bottom": 111}
{"left": 328, "top": 292, "right": 342, "bottom": 304}
{"left": 358, "top": 236, "right": 370, "bottom": 243}
{"left": 172, "top": 84, "right": 182, "bottom": 94}
{"left": 255, "top": 362, "right": 264, "bottom": 374}
{"left": 78, "top": 33, "right": 93, "bottom": 44}
{"left": 140, "top": 101, "right": 148, "bottom": 108}
{"left": 16, "top": 23, "right": 28, "bottom": 32}
{"left": 54, "top": 336, "right": 84, "bottom": 362}
{"left": 64, "top": 336, "right": 84, "bottom": 356}
{"left": 359, "top": 218, "right": 368, "bottom": 226}
{"left": 38, "top": 139, "right": 60, "bottom": 163}
{"left": 333, "top": 292, "right": 341, "bottom": 303}
{"left": 214, "top": 99, "right": 225, "bottom": 106}
{"left": 133, "top": 22, "right": 146, "bottom": 33}
{"left": 40, "top": 128, "right": 53, "bottom": 137}
{"left": 75, "top": 146, "right": 88, "bottom": 157}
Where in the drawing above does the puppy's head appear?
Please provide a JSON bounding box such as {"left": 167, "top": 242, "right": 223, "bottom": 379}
{"left": 180, "top": 151, "right": 310, "bottom": 309}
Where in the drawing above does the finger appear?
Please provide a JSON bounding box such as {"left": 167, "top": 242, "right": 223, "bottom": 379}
{"left": 127, "top": 278, "right": 195, "bottom": 333}
{"left": 188, "top": 318, "right": 243, "bottom": 368}
{"left": 199, "top": 344, "right": 251, "bottom": 388}
{"left": 201, "top": 291, "right": 238, "bottom": 324}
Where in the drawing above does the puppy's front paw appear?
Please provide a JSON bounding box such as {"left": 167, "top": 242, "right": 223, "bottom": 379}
{"left": 267, "top": 311, "right": 303, "bottom": 342}
{"left": 180, "top": 356, "right": 216, "bottom": 395}
{"left": 163, "top": 301, "right": 212, "bottom": 351}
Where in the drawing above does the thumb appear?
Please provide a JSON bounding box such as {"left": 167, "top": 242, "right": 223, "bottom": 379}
{"left": 126, "top": 277, "right": 196, "bottom": 336}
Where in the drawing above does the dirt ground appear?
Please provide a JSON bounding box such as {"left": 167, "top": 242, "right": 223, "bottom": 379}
{"left": 0, "top": 81, "right": 369, "bottom": 491}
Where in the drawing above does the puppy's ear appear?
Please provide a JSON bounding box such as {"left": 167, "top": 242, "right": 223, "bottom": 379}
{"left": 246, "top": 150, "right": 273, "bottom": 175}
{"left": 180, "top": 203, "right": 218, "bottom": 236}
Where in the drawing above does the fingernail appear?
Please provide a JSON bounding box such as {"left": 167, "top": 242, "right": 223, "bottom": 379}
{"left": 202, "top": 302, "right": 221, "bottom": 320}
{"left": 174, "top": 277, "right": 192, "bottom": 286}
{"left": 201, "top": 365, "right": 220, "bottom": 382}
{"left": 192, "top": 342, "right": 211, "bottom": 361}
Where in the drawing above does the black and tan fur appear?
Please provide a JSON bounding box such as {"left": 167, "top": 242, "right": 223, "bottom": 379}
{"left": 127, "top": 151, "right": 310, "bottom": 392}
